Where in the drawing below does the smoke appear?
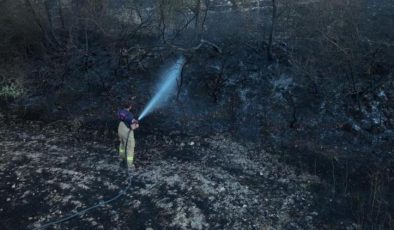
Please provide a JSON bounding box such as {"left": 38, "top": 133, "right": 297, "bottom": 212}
{"left": 138, "top": 56, "right": 185, "bottom": 120}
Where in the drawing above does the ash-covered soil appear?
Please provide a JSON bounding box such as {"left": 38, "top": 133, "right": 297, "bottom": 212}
{"left": 0, "top": 119, "right": 341, "bottom": 230}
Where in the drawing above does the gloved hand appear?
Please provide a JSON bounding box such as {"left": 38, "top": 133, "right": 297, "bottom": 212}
{"left": 131, "top": 119, "right": 139, "bottom": 130}
{"left": 131, "top": 123, "right": 139, "bottom": 130}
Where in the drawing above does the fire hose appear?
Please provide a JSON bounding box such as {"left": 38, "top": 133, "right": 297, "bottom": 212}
{"left": 32, "top": 130, "right": 134, "bottom": 230}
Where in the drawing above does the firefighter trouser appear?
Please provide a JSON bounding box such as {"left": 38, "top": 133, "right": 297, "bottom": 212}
{"left": 118, "top": 122, "right": 135, "bottom": 167}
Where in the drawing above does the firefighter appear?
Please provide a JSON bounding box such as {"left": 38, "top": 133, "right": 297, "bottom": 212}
{"left": 117, "top": 101, "right": 139, "bottom": 169}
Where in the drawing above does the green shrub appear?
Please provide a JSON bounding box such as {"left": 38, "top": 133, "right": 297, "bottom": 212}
{"left": 0, "top": 83, "right": 25, "bottom": 99}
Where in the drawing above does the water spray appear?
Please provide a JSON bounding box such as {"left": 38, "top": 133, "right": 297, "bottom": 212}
{"left": 33, "top": 56, "right": 186, "bottom": 230}
{"left": 138, "top": 56, "right": 186, "bottom": 121}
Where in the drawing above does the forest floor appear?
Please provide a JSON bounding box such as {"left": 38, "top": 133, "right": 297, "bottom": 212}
{"left": 0, "top": 118, "right": 357, "bottom": 230}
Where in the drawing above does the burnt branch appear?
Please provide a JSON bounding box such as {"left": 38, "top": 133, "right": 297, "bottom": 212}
{"left": 165, "top": 39, "right": 222, "bottom": 53}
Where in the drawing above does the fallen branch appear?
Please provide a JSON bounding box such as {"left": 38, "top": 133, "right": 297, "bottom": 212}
{"left": 166, "top": 39, "right": 222, "bottom": 53}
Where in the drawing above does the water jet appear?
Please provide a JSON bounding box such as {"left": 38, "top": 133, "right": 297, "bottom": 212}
{"left": 138, "top": 56, "right": 185, "bottom": 121}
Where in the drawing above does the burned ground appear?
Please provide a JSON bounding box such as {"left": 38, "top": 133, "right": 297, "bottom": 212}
{"left": 0, "top": 118, "right": 337, "bottom": 230}
{"left": 0, "top": 0, "right": 393, "bottom": 229}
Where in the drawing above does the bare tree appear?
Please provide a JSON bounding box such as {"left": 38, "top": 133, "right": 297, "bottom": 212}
{"left": 194, "top": 0, "right": 208, "bottom": 40}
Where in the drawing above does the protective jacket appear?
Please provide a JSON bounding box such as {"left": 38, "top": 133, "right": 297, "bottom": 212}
{"left": 117, "top": 109, "right": 134, "bottom": 128}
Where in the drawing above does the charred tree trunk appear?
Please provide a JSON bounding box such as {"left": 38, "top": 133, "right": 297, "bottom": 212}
{"left": 267, "top": 0, "right": 277, "bottom": 61}
{"left": 57, "top": 0, "right": 65, "bottom": 30}
{"left": 24, "top": 0, "right": 60, "bottom": 51}
{"left": 24, "top": 0, "right": 45, "bottom": 34}
{"left": 84, "top": 19, "right": 89, "bottom": 71}
{"left": 194, "top": 0, "right": 208, "bottom": 40}
{"left": 44, "top": 0, "right": 61, "bottom": 47}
